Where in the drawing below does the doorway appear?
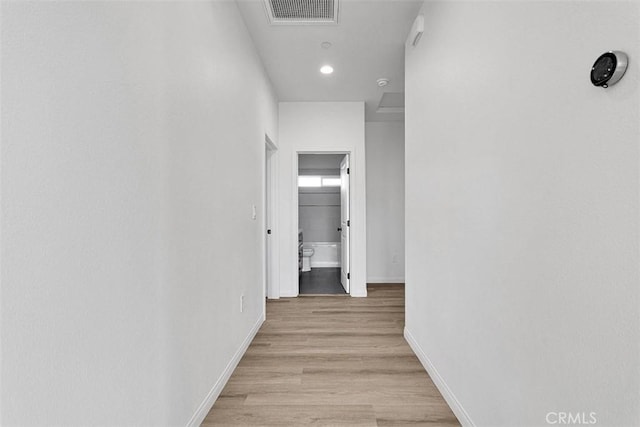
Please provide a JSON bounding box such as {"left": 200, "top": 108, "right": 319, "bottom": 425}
{"left": 297, "top": 153, "right": 350, "bottom": 295}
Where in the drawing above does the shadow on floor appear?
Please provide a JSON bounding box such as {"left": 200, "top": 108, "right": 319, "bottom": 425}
{"left": 299, "top": 267, "right": 346, "bottom": 295}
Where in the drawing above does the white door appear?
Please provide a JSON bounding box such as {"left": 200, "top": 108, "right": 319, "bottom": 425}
{"left": 264, "top": 138, "right": 277, "bottom": 299}
{"left": 265, "top": 145, "right": 271, "bottom": 296}
{"left": 340, "top": 155, "right": 350, "bottom": 293}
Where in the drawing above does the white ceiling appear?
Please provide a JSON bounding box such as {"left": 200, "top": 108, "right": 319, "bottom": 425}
{"left": 236, "top": 0, "right": 423, "bottom": 122}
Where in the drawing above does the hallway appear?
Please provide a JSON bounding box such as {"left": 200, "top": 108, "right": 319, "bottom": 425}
{"left": 3, "top": 1, "right": 639, "bottom": 425}
{"left": 202, "top": 285, "right": 459, "bottom": 426}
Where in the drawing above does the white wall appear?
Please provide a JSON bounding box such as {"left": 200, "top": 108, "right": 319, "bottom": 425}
{"left": 405, "top": 2, "right": 639, "bottom": 426}
{"left": 299, "top": 187, "right": 341, "bottom": 243}
{"left": 298, "top": 154, "right": 343, "bottom": 243}
{"left": 1, "top": 2, "right": 277, "bottom": 426}
{"left": 277, "top": 102, "right": 366, "bottom": 297}
{"left": 365, "top": 122, "right": 405, "bottom": 283}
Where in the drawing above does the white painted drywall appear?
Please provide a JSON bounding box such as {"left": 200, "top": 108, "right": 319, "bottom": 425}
{"left": 405, "top": 2, "right": 639, "bottom": 426}
{"left": 1, "top": 2, "right": 277, "bottom": 426}
{"left": 365, "top": 122, "right": 405, "bottom": 283}
{"left": 277, "top": 102, "right": 366, "bottom": 297}
{"left": 299, "top": 155, "right": 342, "bottom": 243}
{"left": 299, "top": 187, "right": 341, "bottom": 243}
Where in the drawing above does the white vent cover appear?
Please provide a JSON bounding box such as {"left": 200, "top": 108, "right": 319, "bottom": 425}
{"left": 263, "top": 0, "right": 339, "bottom": 25}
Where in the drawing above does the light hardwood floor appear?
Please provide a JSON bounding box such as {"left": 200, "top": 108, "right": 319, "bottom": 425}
{"left": 202, "top": 284, "right": 460, "bottom": 426}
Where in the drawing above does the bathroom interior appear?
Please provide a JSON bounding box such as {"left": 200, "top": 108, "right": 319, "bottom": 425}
{"left": 298, "top": 154, "right": 346, "bottom": 294}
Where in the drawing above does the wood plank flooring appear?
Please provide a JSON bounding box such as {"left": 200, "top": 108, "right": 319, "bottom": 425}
{"left": 202, "top": 285, "right": 460, "bottom": 426}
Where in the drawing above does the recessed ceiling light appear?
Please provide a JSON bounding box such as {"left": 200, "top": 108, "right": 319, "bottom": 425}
{"left": 321, "top": 41, "right": 332, "bottom": 49}
{"left": 377, "top": 78, "right": 390, "bottom": 87}
{"left": 320, "top": 65, "right": 334, "bottom": 75}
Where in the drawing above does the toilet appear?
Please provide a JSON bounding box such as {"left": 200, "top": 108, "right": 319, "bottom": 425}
{"left": 302, "top": 247, "right": 314, "bottom": 272}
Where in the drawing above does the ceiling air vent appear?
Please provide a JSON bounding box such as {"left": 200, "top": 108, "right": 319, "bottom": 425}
{"left": 263, "top": 0, "right": 339, "bottom": 25}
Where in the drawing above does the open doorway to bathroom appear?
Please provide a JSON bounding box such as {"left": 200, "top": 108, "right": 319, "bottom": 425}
{"left": 297, "top": 153, "right": 349, "bottom": 295}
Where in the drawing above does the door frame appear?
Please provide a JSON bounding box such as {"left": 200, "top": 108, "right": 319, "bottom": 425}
{"left": 264, "top": 134, "right": 278, "bottom": 303}
{"left": 295, "top": 150, "right": 351, "bottom": 296}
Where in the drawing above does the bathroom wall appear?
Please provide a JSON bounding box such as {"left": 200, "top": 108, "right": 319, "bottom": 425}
{"left": 298, "top": 187, "right": 340, "bottom": 243}
{"left": 298, "top": 154, "right": 343, "bottom": 244}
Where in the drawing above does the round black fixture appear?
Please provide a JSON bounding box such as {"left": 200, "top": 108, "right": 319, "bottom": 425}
{"left": 591, "top": 51, "right": 628, "bottom": 88}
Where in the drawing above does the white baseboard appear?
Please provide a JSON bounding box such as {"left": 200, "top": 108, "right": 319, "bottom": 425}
{"left": 404, "top": 327, "right": 475, "bottom": 427}
{"left": 367, "top": 277, "right": 405, "bottom": 284}
{"left": 186, "top": 315, "right": 264, "bottom": 427}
